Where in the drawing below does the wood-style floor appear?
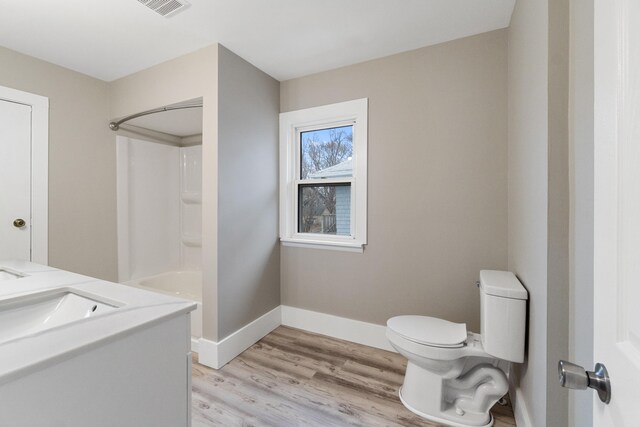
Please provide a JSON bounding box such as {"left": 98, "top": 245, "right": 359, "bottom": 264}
{"left": 191, "top": 326, "right": 516, "bottom": 427}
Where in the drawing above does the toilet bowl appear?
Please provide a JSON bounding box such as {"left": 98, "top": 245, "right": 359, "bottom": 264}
{"left": 387, "top": 270, "right": 528, "bottom": 427}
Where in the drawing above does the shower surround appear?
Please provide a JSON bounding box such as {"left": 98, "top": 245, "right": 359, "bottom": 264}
{"left": 116, "top": 136, "right": 202, "bottom": 343}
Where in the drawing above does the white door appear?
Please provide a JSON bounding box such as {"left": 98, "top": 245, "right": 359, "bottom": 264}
{"left": 0, "top": 99, "right": 32, "bottom": 261}
{"left": 593, "top": 0, "right": 640, "bottom": 423}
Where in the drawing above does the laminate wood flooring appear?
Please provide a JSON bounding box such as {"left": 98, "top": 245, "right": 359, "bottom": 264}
{"left": 191, "top": 326, "right": 516, "bottom": 427}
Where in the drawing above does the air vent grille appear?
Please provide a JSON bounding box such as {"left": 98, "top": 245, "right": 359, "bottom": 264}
{"left": 138, "top": 0, "right": 190, "bottom": 17}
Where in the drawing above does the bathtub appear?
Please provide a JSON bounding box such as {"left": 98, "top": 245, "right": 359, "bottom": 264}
{"left": 124, "top": 271, "right": 202, "bottom": 340}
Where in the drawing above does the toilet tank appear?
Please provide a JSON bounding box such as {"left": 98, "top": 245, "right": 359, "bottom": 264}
{"left": 479, "top": 270, "right": 528, "bottom": 363}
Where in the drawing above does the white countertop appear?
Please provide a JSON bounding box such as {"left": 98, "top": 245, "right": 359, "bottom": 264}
{"left": 0, "top": 260, "right": 197, "bottom": 385}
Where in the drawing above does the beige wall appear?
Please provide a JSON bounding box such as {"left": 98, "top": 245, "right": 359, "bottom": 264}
{"left": 507, "top": 0, "right": 549, "bottom": 424}
{"left": 217, "top": 46, "right": 280, "bottom": 339}
{"left": 280, "top": 30, "right": 508, "bottom": 331}
{"left": 0, "top": 46, "right": 117, "bottom": 281}
{"left": 569, "top": 0, "right": 595, "bottom": 425}
{"left": 110, "top": 44, "right": 282, "bottom": 342}
{"left": 3, "top": 42, "right": 277, "bottom": 344}
{"left": 547, "top": 0, "right": 570, "bottom": 424}
{"left": 109, "top": 45, "right": 220, "bottom": 339}
{"left": 508, "top": 0, "right": 570, "bottom": 424}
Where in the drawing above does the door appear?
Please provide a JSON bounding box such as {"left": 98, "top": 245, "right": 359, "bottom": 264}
{"left": 593, "top": 0, "right": 640, "bottom": 423}
{"left": 0, "top": 99, "right": 31, "bottom": 261}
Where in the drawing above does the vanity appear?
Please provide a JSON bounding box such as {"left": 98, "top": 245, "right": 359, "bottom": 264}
{"left": 0, "top": 261, "right": 196, "bottom": 427}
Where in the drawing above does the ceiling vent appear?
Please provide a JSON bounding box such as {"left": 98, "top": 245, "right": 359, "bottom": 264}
{"left": 138, "top": 0, "right": 190, "bottom": 18}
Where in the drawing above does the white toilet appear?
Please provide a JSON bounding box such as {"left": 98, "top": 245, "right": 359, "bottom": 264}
{"left": 387, "top": 270, "right": 528, "bottom": 427}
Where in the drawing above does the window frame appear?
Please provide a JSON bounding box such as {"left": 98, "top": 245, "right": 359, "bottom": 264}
{"left": 279, "top": 98, "right": 368, "bottom": 252}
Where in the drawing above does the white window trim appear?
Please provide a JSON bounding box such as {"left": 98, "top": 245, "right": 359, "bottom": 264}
{"left": 279, "top": 98, "right": 367, "bottom": 252}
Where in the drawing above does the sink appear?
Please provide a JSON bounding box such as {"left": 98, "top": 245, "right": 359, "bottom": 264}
{"left": 0, "top": 269, "right": 25, "bottom": 281}
{"left": 0, "top": 290, "right": 118, "bottom": 345}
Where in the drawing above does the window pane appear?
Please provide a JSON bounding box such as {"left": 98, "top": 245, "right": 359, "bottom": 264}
{"left": 298, "top": 184, "right": 351, "bottom": 235}
{"left": 300, "top": 125, "right": 353, "bottom": 179}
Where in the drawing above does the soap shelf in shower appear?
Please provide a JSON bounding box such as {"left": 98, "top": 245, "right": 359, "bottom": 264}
{"left": 181, "top": 192, "right": 202, "bottom": 204}
{"left": 182, "top": 234, "right": 202, "bottom": 248}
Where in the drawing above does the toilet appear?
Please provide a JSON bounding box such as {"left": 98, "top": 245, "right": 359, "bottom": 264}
{"left": 387, "top": 270, "right": 528, "bottom": 427}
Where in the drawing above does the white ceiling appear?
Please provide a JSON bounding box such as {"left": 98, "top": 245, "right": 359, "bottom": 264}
{"left": 0, "top": 0, "right": 515, "bottom": 82}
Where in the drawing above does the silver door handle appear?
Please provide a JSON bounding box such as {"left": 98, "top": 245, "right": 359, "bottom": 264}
{"left": 558, "top": 360, "right": 611, "bottom": 404}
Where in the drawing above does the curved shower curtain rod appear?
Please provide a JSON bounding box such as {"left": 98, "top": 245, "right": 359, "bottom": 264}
{"left": 109, "top": 102, "right": 203, "bottom": 131}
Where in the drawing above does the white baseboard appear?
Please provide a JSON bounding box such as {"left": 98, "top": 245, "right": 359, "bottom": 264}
{"left": 190, "top": 337, "right": 200, "bottom": 353}
{"left": 281, "top": 305, "right": 395, "bottom": 352}
{"left": 198, "top": 305, "right": 395, "bottom": 369}
{"left": 509, "top": 364, "right": 532, "bottom": 427}
{"left": 198, "top": 306, "right": 281, "bottom": 369}
{"left": 197, "top": 338, "right": 218, "bottom": 368}
{"left": 512, "top": 387, "right": 533, "bottom": 427}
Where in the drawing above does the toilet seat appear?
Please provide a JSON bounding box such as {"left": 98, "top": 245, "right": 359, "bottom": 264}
{"left": 387, "top": 315, "right": 467, "bottom": 348}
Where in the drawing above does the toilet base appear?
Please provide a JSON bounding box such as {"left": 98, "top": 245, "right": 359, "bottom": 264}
{"left": 399, "top": 387, "right": 494, "bottom": 427}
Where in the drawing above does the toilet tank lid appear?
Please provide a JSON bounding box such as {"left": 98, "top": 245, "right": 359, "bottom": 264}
{"left": 387, "top": 315, "right": 467, "bottom": 347}
{"left": 480, "top": 270, "right": 528, "bottom": 300}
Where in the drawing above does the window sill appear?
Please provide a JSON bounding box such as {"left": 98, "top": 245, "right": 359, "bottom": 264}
{"left": 280, "top": 238, "right": 364, "bottom": 253}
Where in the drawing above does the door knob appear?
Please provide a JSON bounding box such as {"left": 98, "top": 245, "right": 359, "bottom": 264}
{"left": 558, "top": 360, "right": 611, "bottom": 404}
{"left": 13, "top": 218, "right": 26, "bottom": 228}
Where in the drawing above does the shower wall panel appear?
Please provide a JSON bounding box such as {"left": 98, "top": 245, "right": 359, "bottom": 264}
{"left": 180, "top": 144, "right": 202, "bottom": 271}
{"left": 117, "top": 136, "right": 181, "bottom": 281}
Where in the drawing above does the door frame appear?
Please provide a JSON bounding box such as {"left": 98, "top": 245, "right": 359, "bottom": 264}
{"left": 0, "top": 85, "right": 48, "bottom": 264}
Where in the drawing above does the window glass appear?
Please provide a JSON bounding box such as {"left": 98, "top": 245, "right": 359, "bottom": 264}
{"left": 298, "top": 184, "right": 351, "bottom": 235}
{"left": 300, "top": 125, "right": 353, "bottom": 179}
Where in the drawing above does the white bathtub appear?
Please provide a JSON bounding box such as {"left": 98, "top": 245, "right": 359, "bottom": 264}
{"left": 124, "top": 271, "right": 202, "bottom": 339}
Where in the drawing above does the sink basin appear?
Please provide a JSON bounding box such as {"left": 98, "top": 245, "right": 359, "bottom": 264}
{"left": 0, "top": 290, "right": 118, "bottom": 345}
{"left": 0, "top": 269, "right": 24, "bottom": 281}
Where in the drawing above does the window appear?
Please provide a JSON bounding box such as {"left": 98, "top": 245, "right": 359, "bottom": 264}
{"left": 279, "top": 98, "right": 367, "bottom": 252}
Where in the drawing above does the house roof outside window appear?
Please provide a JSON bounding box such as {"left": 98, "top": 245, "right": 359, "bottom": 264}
{"left": 308, "top": 158, "right": 352, "bottom": 179}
